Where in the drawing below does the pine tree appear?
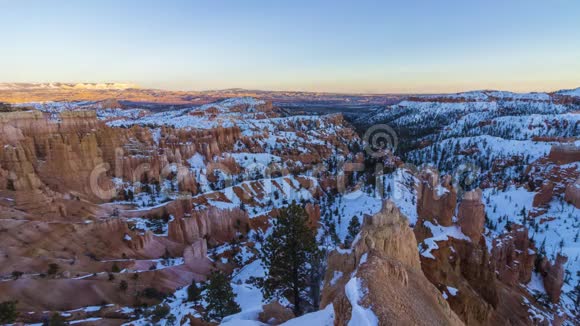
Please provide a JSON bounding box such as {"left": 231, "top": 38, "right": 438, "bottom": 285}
{"left": 119, "top": 280, "right": 128, "bottom": 291}
{"left": 187, "top": 280, "right": 202, "bottom": 303}
{"left": 127, "top": 189, "right": 134, "bottom": 202}
{"left": 204, "top": 271, "right": 240, "bottom": 321}
{"left": 259, "top": 203, "right": 319, "bottom": 315}
{"left": 0, "top": 301, "right": 18, "bottom": 324}
{"left": 344, "top": 216, "right": 361, "bottom": 248}
{"left": 46, "top": 312, "right": 67, "bottom": 326}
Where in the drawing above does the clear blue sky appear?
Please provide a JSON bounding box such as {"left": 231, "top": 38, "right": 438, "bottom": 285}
{"left": 1, "top": 0, "right": 579, "bottom": 93}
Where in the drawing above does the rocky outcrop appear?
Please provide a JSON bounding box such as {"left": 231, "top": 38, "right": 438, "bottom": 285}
{"left": 168, "top": 207, "right": 249, "bottom": 245}
{"left": 548, "top": 144, "right": 580, "bottom": 164}
{"left": 184, "top": 239, "right": 209, "bottom": 263}
{"left": 321, "top": 201, "right": 463, "bottom": 325}
{"left": 0, "top": 111, "right": 120, "bottom": 203}
{"left": 491, "top": 224, "right": 536, "bottom": 285}
{"left": 0, "top": 109, "right": 247, "bottom": 209}
{"left": 539, "top": 254, "right": 568, "bottom": 303}
{"left": 258, "top": 302, "right": 295, "bottom": 325}
{"left": 533, "top": 181, "right": 555, "bottom": 208}
{"left": 457, "top": 189, "right": 485, "bottom": 242}
{"left": 414, "top": 222, "right": 499, "bottom": 325}
{"left": 564, "top": 178, "right": 580, "bottom": 208}
{"left": 417, "top": 170, "right": 456, "bottom": 226}
{"left": 416, "top": 193, "right": 545, "bottom": 325}
{"left": 304, "top": 203, "right": 321, "bottom": 228}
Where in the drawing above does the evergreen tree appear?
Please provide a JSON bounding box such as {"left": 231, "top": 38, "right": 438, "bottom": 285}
{"left": 119, "top": 280, "right": 128, "bottom": 291}
{"left": 127, "top": 189, "right": 134, "bottom": 202}
{"left": 47, "top": 263, "right": 59, "bottom": 276}
{"left": 259, "top": 203, "right": 319, "bottom": 315}
{"left": 46, "top": 312, "right": 67, "bottom": 326}
{"left": 344, "top": 216, "right": 361, "bottom": 248}
{"left": 204, "top": 271, "right": 240, "bottom": 321}
{"left": 187, "top": 280, "right": 202, "bottom": 303}
{"left": 0, "top": 301, "right": 18, "bottom": 324}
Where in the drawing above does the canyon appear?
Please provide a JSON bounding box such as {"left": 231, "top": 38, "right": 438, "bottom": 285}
{"left": 0, "top": 84, "right": 578, "bottom": 325}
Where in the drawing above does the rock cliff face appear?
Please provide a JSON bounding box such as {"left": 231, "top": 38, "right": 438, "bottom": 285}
{"left": 0, "top": 111, "right": 114, "bottom": 196}
{"left": 457, "top": 189, "right": 485, "bottom": 243}
{"left": 321, "top": 201, "right": 464, "bottom": 326}
{"left": 414, "top": 173, "right": 568, "bottom": 324}
{"left": 417, "top": 170, "right": 456, "bottom": 226}
{"left": 548, "top": 144, "right": 580, "bottom": 165}
{"left": 491, "top": 224, "right": 536, "bottom": 286}
{"left": 539, "top": 254, "right": 568, "bottom": 303}
{"left": 168, "top": 207, "right": 249, "bottom": 246}
{"left": 0, "top": 107, "right": 257, "bottom": 314}
{"left": 565, "top": 177, "right": 580, "bottom": 208}
{"left": 533, "top": 181, "right": 555, "bottom": 208}
{"left": 0, "top": 109, "right": 248, "bottom": 214}
{"left": 414, "top": 223, "right": 500, "bottom": 325}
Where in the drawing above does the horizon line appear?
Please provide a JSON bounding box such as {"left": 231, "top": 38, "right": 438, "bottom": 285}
{"left": 1, "top": 81, "right": 579, "bottom": 97}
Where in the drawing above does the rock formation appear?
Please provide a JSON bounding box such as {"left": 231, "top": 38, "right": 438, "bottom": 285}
{"left": 457, "top": 189, "right": 485, "bottom": 242}
{"left": 548, "top": 144, "right": 580, "bottom": 165}
{"left": 414, "top": 181, "right": 557, "bottom": 325}
{"left": 258, "top": 302, "right": 295, "bottom": 325}
{"left": 533, "top": 181, "right": 555, "bottom": 208}
{"left": 168, "top": 207, "right": 250, "bottom": 246}
{"left": 321, "top": 200, "right": 464, "bottom": 325}
{"left": 564, "top": 177, "right": 580, "bottom": 208}
{"left": 539, "top": 254, "right": 568, "bottom": 303}
{"left": 417, "top": 170, "right": 456, "bottom": 226}
{"left": 491, "top": 224, "right": 536, "bottom": 285}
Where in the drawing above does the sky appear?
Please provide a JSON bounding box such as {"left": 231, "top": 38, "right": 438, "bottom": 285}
{"left": 1, "top": 0, "right": 579, "bottom": 94}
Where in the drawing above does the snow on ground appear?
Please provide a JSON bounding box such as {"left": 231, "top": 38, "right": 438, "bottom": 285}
{"left": 531, "top": 199, "right": 580, "bottom": 299}
{"left": 483, "top": 186, "right": 580, "bottom": 308}
{"left": 330, "top": 271, "right": 343, "bottom": 286}
{"left": 482, "top": 186, "right": 537, "bottom": 234}
{"left": 219, "top": 257, "right": 270, "bottom": 325}
{"left": 69, "top": 317, "right": 103, "bottom": 324}
{"left": 419, "top": 221, "right": 471, "bottom": 259}
{"left": 344, "top": 277, "right": 379, "bottom": 326}
{"left": 329, "top": 189, "right": 382, "bottom": 242}
{"left": 199, "top": 175, "right": 317, "bottom": 217}
{"left": 111, "top": 177, "right": 175, "bottom": 209}
{"left": 227, "top": 152, "right": 282, "bottom": 178}
{"left": 279, "top": 304, "right": 335, "bottom": 326}
{"left": 187, "top": 153, "right": 206, "bottom": 169}
{"left": 409, "top": 135, "right": 554, "bottom": 167}
{"left": 231, "top": 259, "right": 266, "bottom": 312}
{"left": 126, "top": 216, "right": 173, "bottom": 236}
{"left": 96, "top": 108, "right": 146, "bottom": 120}
{"left": 386, "top": 169, "right": 419, "bottom": 225}
{"left": 124, "top": 286, "right": 199, "bottom": 326}
{"left": 420, "top": 90, "right": 552, "bottom": 102}
{"left": 526, "top": 272, "right": 547, "bottom": 294}
{"left": 521, "top": 296, "right": 554, "bottom": 324}
{"left": 447, "top": 286, "right": 458, "bottom": 296}
{"left": 107, "top": 97, "right": 267, "bottom": 130}
{"left": 228, "top": 153, "right": 281, "bottom": 169}
{"left": 440, "top": 113, "right": 580, "bottom": 141}
{"left": 321, "top": 168, "right": 417, "bottom": 246}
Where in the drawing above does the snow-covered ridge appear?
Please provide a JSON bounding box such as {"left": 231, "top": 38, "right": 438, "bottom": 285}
{"left": 555, "top": 87, "right": 580, "bottom": 97}
{"left": 106, "top": 97, "right": 268, "bottom": 129}
{"left": 420, "top": 90, "right": 553, "bottom": 101}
